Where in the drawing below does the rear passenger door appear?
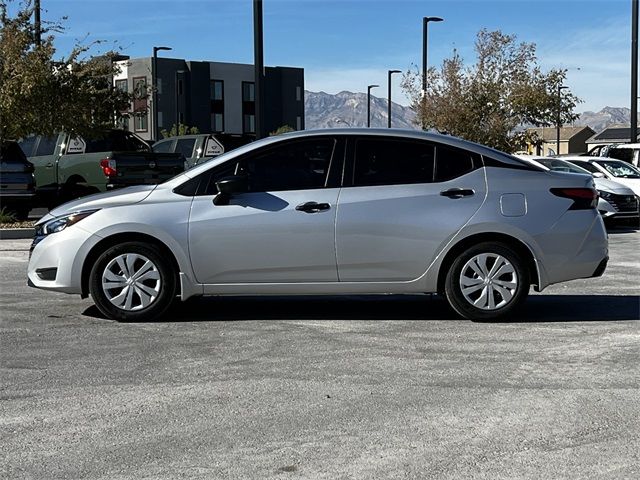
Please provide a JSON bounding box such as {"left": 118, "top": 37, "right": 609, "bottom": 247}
{"left": 335, "top": 137, "right": 487, "bottom": 282}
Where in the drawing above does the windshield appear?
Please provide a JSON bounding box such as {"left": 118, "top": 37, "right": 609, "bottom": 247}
{"left": 593, "top": 160, "right": 640, "bottom": 178}
{"left": 538, "top": 158, "right": 591, "bottom": 175}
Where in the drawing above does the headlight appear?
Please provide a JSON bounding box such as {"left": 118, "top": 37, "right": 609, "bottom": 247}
{"left": 597, "top": 190, "right": 613, "bottom": 201}
{"left": 38, "top": 209, "right": 100, "bottom": 236}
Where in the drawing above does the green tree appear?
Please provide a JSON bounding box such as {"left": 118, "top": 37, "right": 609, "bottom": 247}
{"left": 160, "top": 123, "right": 200, "bottom": 139}
{"left": 401, "top": 29, "right": 581, "bottom": 152}
{"left": 269, "top": 124, "right": 295, "bottom": 136}
{"left": 0, "top": 0, "right": 133, "bottom": 152}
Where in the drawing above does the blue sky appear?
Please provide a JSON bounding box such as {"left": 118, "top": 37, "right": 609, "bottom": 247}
{"left": 26, "top": 0, "right": 635, "bottom": 112}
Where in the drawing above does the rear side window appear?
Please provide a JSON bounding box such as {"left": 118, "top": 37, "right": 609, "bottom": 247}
{"left": 353, "top": 138, "right": 435, "bottom": 186}
{"left": 435, "top": 145, "right": 475, "bottom": 182}
{"left": 34, "top": 136, "right": 58, "bottom": 156}
{"left": 571, "top": 161, "right": 599, "bottom": 173}
{"left": 175, "top": 139, "right": 196, "bottom": 158}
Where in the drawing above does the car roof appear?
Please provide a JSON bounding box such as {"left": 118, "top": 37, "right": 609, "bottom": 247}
{"left": 279, "top": 128, "right": 531, "bottom": 167}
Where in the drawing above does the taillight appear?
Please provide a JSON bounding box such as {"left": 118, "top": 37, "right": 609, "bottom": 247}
{"left": 100, "top": 158, "right": 117, "bottom": 177}
{"left": 550, "top": 187, "right": 598, "bottom": 210}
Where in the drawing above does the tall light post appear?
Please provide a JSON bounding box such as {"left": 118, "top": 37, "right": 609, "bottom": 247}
{"left": 422, "top": 17, "right": 443, "bottom": 95}
{"left": 422, "top": 17, "right": 443, "bottom": 129}
{"left": 367, "top": 84, "right": 378, "bottom": 127}
{"left": 632, "top": 0, "right": 638, "bottom": 142}
{"left": 152, "top": 46, "right": 172, "bottom": 141}
{"left": 253, "top": 0, "right": 265, "bottom": 139}
{"left": 387, "top": 70, "right": 401, "bottom": 128}
{"left": 556, "top": 85, "right": 568, "bottom": 154}
{"left": 34, "top": 0, "right": 41, "bottom": 46}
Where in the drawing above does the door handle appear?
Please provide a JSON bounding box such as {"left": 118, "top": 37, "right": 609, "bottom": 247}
{"left": 295, "top": 201, "right": 331, "bottom": 213}
{"left": 440, "top": 188, "right": 475, "bottom": 199}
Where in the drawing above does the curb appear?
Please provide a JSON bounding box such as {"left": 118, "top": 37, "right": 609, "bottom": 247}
{"left": 0, "top": 228, "right": 35, "bottom": 240}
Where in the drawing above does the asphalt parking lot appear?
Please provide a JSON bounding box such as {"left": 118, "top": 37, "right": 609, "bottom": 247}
{"left": 1, "top": 229, "right": 639, "bottom": 479}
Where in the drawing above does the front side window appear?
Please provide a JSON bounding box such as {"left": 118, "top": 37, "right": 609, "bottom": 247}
{"left": 240, "top": 138, "right": 335, "bottom": 192}
{"left": 153, "top": 139, "right": 174, "bottom": 153}
{"left": 18, "top": 135, "right": 38, "bottom": 157}
{"left": 353, "top": 138, "right": 435, "bottom": 187}
{"left": 34, "top": 136, "right": 59, "bottom": 156}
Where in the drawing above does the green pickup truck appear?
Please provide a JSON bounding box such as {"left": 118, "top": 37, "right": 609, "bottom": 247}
{"left": 151, "top": 133, "right": 253, "bottom": 169}
{"left": 18, "top": 130, "right": 185, "bottom": 206}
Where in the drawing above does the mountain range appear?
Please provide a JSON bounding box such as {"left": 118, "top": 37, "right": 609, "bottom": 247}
{"left": 304, "top": 90, "right": 632, "bottom": 134}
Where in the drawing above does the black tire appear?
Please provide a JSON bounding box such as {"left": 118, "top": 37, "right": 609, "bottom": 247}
{"left": 89, "top": 242, "right": 177, "bottom": 321}
{"left": 444, "top": 242, "right": 530, "bottom": 321}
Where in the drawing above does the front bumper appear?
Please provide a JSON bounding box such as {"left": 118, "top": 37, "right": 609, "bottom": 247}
{"left": 27, "top": 225, "right": 97, "bottom": 294}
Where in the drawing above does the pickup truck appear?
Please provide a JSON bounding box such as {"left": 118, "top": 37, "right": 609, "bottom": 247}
{"left": 18, "top": 130, "right": 185, "bottom": 206}
{"left": 151, "top": 133, "right": 253, "bottom": 169}
{"left": 586, "top": 144, "right": 640, "bottom": 167}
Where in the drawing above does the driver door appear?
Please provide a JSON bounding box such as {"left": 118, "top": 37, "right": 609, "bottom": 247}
{"left": 188, "top": 136, "right": 344, "bottom": 285}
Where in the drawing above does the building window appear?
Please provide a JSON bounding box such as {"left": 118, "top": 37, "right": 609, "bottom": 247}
{"left": 242, "top": 82, "right": 255, "bottom": 102}
{"left": 210, "top": 80, "right": 224, "bottom": 133}
{"left": 242, "top": 81, "right": 255, "bottom": 134}
{"left": 115, "top": 79, "right": 128, "bottom": 92}
{"left": 296, "top": 86, "right": 302, "bottom": 102}
{"left": 296, "top": 116, "right": 302, "bottom": 130}
{"left": 177, "top": 79, "right": 183, "bottom": 96}
{"left": 211, "top": 80, "right": 223, "bottom": 101}
{"left": 132, "top": 77, "right": 148, "bottom": 132}
{"left": 134, "top": 114, "right": 148, "bottom": 132}
{"left": 243, "top": 114, "right": 255, "bottom": 134}
{"left": 211, "top": 113, "right": 224, "bottom": 132}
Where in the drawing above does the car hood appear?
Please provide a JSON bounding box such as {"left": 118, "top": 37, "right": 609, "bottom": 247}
{"left": 605, "top": 177, "right": 640, "bottom": 196}
{"left": 38, "top": 184, "right": 157, "bottom": 225}
{"left": 594, "top": 177, "right": 637, "bottom": 194}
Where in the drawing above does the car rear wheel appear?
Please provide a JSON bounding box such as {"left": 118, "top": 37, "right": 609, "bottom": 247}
{"left": 89, "top": 242, "right": 177, "bottom": 321}
{"left": 444, "top": 242, "right": 530, "bottom": 321}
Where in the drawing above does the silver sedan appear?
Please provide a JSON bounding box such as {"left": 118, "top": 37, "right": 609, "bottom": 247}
{"left": 28, "top": 129, "right": 608, "bottom": 321}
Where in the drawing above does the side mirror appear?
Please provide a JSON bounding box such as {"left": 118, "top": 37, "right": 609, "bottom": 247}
{"left": 213, "top": 175, "right": 248, "bottom": 206}
{"left": 592, "top": 172, "right": 605, "bottom": 178}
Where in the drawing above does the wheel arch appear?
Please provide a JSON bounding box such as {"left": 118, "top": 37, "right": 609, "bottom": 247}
{"left": 81, "top": 232, "right": 180, "bottom": 298}
{"left": 436, "top": 232, "right": 541, "bottom": 295}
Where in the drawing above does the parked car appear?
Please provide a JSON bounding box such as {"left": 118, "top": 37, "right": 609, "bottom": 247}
{"left": 18, "top": 130, "right": 185, "bottom": 207}
{"left": 586, "top": 144, "right": 640, "bottom": 167}
{"left": 152, "top": 133, "right": 254, "bottom": 169}
{"left": 522, "top": 156, "right": 639, "bottom": 227}
{"left": 562, "top": 156, "right": 640, "bottom": 197}
{"left": 0, "top": 141, "right": 36, "bottom": 220}
{"left": 28, "top": 129, "right": 608, "bottom": 322}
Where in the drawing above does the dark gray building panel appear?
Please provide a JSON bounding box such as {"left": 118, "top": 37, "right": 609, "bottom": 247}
{"left": 117, "top": 57, "right": 304, "bottom": 141}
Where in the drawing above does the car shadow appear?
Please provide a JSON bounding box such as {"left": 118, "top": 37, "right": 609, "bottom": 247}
{"left": 82, "top": 294, "right": 640, "bottom": 323}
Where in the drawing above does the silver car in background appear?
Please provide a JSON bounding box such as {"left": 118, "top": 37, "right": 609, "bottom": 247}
{"left": 519, "top": 156, "right": 640, "bottom": 226}
{"left": 28, "top": 129, "right": 608, "bottom": 322}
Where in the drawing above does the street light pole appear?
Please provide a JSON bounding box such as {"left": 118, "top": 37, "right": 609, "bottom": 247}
{"left": 253, "top": 0, "right": 265, "bottom": 140}
{"left": 34, "top": 0, "right": 41, "bottom": 46}
{"left": 367, "top": 84, "right": 378, "bottom": 127}
{"left": 556, "top": 85, "right": 568, "bottom": 154}
{"left": 387, "top": 70, "right": 401, "bottom": 128}
{"left": 422, "top": 16, "right": 443, "bottom": 130}
{"left": 632, "top": 0, "right": 638, "bottom": 142}
{"left": 152, "top": 46, "right": 172, "bottom": 142}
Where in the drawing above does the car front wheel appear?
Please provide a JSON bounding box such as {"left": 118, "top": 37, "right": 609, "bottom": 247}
{"left": 444, "top": 242, "right": 530, "bottom": 321}
{"left": 89, "top": 242, "right": 177, "bottom": 321}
